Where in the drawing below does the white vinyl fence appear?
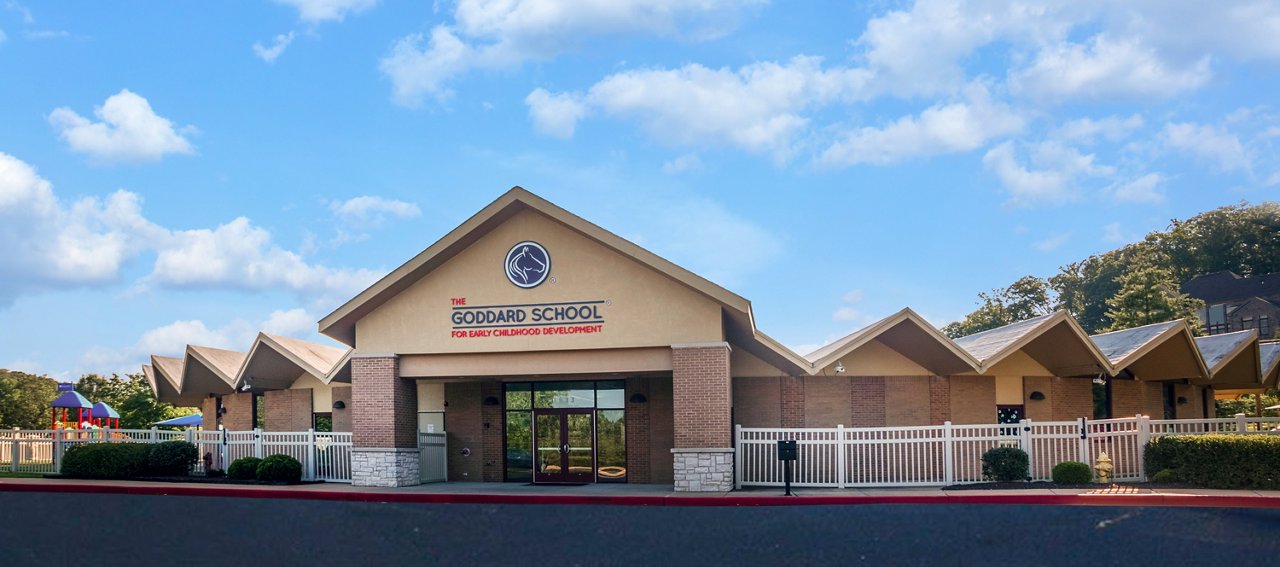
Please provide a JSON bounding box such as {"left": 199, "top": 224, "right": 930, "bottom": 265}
{"left": 2, "top": 428, "right": 353, "bottom": 483}
{"left": 736, "top": 414, "right": 1280, "bottom": 489}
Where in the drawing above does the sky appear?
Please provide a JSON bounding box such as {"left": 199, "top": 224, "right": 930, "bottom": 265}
{"left": 1, "top": 1, "right": 1279, "bottom": 379}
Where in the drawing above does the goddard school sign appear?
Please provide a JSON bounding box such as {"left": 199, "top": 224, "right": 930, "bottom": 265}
{"left": 449, "top": 299, "right": 607, "bottom": 339}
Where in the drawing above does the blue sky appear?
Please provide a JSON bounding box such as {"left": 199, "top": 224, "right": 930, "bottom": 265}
{"left": 1, "top": 1, "right": 1278, "bottom": 378}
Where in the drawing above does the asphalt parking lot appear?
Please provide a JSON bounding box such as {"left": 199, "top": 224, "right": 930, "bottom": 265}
{"left": 3, "top": 492, "right": 1278, "bottom": 566}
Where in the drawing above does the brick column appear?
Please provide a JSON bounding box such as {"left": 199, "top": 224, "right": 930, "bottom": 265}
{"left": 222, "top": 392, "right": 255, "bottom": 431}
{"left": 481, "top": 382, "right": 503, "bottom": 483}
{"left": 264, "top": 389, "right": 313, "bottom": 431}
{"left": 201, "top": 396, "right": 218, "bottom": 431}
{"left": 626, "top": 377, "right": 651, "bottom": 484}
{"left": 351, "top": 354, "right": 420, "bottom": 487}
{"left": 780, "top": 376, "right": 805, "bottom": 428}
{"left": 671, "top": 343, "right": 733, "bottom": 492}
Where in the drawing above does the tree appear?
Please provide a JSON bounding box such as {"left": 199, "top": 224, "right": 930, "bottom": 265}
{"left": 75, "top": 373, "right": 194, "bottom": 429}
{"left": 943, "top": 276, "right": 1054, "bottom": 338}
{"left": 0, "top": 369, "right": 59, "bottom": 429}
{"left": 1102, "top": 256, "right": 1205, "bottom": 333}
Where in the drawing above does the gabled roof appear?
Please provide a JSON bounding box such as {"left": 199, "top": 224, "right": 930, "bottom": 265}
{"left": 1089, "top": 319, "right": 1210, "bottom": 381}
{"left": 178, "top": 345, "right": 245, "bottom": 404}
{"left": 1194, "top": 329, "right": 1260, "bottom": 388}
{"left": 234, "top": 333, "right": 351, "bottom": 391}
{"left": 148, "top": 355, "right": 184, "bottom": 405}
{"left": 1226, "top": 296, "right": 1280, "bottom": 317}
{"left": 317, "top": 186, "right": 810, "bottom": 376}
{"left": 324, "top": 350, "right": 353, "bottom": 384}
{"left": 805, "top": 308, "right": 980, "bottom": 376}
{"left": 1182, "top": 270, "right": 1280, "bottom": 304}
{"left": 952, "top": 311, "right": 1114, "bottom": 376}
{"left": 1261, "top": 343, "right": 1280, "bottom": 389}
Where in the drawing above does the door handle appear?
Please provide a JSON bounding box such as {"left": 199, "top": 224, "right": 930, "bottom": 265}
{"left": 562, "top": 444, "right": 569, "bottom": 454}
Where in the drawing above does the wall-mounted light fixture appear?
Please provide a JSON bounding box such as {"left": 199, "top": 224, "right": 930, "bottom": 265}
{"left": 629, "top": 393, "right": 648, "bottom": 404}
{"left": 332, "top": 400, "right": 346, "bottom": 410}
{"left": 1029, "top": 391, "right": 1046, "bottom": 401}
{"left": 1177, "top": 396, "right": 1189, "bottom": 405}
{"left": 483, "top": 396, "right": 500, "bottom": 406}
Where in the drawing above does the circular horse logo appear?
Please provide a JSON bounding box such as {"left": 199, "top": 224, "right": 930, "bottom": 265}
{"left": 504, "top": 241, "right": 551, "bottom": 288}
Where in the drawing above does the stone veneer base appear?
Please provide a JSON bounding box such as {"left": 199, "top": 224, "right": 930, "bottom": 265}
{"left": 352, "top": 448, "right": 421, "bottom": 487}
{"left": 671, "top": 448, "right": 734, "bottom": 493}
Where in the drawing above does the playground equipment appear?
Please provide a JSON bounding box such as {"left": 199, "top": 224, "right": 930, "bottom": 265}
{"left": 91, "top": 402, "right": 120, "bottom": 429}
{"left": 50, "top": 385, "right": 93, "bottom": 430}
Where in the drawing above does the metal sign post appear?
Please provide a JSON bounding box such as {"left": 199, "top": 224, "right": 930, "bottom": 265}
{"left": 777, "top": 439, "right": 798, "bottom": 496}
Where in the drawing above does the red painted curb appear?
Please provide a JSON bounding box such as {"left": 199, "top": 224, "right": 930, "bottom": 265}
{"left": 3, "top": 481, "right": 1280, "bottom": 509}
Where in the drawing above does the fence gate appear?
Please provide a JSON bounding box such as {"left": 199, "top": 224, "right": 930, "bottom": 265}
{"left": 418, "top": 432, "right": 448, "bottom": 483}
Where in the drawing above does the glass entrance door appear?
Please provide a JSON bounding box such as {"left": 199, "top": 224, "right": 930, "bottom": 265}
{"left": 533, "top": 409, "right": 594, "bottom": 483}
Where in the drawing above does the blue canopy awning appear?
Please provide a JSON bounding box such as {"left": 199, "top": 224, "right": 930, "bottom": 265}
{"left": 91, "top": 402, "right": 119, "bottom": 419}
{"left": 51, "top": 391, "right": 92, "bottom": 409}
{"left": 153, "top": 414, "right": 203, "bottom": 427}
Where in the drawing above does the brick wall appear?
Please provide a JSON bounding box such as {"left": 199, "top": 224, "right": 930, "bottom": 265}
{"left": 805, "top": 376, "right": 851, "bottom": 427}
{"left": 331, "top": 386, "right": 352, "bottom": 432}
{"left": 733, "top": 377, "right": 781, "bottom": 428}
{"left": 1023, "top": 377, "right": 1052, "bottom": 421}
{"left": 351, "top": 355, "right": 417, "bottom": 449}
{"left": 929, "top": 376, "right": 951, "bottom": 424}
{"left": 1175, "top": 384, "right": 1206, "bottom": 419}
{"left": 264, "top": 389, "right": 313, "bottom": 431}
{"left": 480, "top": 382, "right": 502, "bottom": 483}
{"left": 1050, "top": 377, "right": 1094, "bottom": 421}
{"left": 884, "top": 376, "right": 930, "bottom": 426}
{"left": 1143, "top": 382, "right": 1165, "bottom": 419}
{"left": 626, "top": 377, "right": 652, "bottom": 484}
{"left": 445, "top": 382, "right": 482, "bottom": 482}
{"left": 850, "top": 376, "right": 886, "bottom": 427}
{"left": 672, "top": 345, "right": 731, "bottom": 448}
{"left": 949, "top": 376, "right": 995, "bottom": 424}
{"left": 201, "top": 396, "right": 218, "bottom": 431}
{"left": 781, "top": 376, "right": 805, "bottom": 427}
{"left": 222, "top": 392, "right": 255, "bottom": 431}
{"left": 648, "top": 378, "right": 674, "bottom": 484}
{"left": 1109, "top": 379, "right": 1146, "bottom": 419}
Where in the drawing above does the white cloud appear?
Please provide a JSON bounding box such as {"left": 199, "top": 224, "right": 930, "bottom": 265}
{"left": 48, "top": 90, "right": 195, "bottom": 162}
{"left": 1011, "top": 35, "right": 1210, "bottom": 101}
{"left": 1160, "top": 122, "right": 1252, "bottom": 173}
{"left": 1055, "top": 115, "right": 1145, "bottom": 143}
{"left": 1033, "top": 232, "right": 1071, "bottom": 252}
{"left": 0, "top": 152, "right": 379, "bottom": 308}
{"left": 381, "top": 0, "right": 764, "bottom": 106}
{"left": 983, "top": 141, "right": 1113, "bottom": 206}
{"left": 329, "top": 195, "right": 421, "bottom": 225}
{"left": 1102, "top": 222, "right": 1132, "bottom": 244}
{"left": 525, "top": 88, "right": 588, "bottom": 139}
{"left": 1110, "top": 173, "right": 1164, "bottom": 203}
{"left": 260, "top": 308, "right": 316, "bottom": 337}
{"left": 832, "top": 306, "right": 867, "bottom": 322}
{"left": 275, "top": 0, "right": 377, "bottom": 22}
{"left": 820, "top": 84, "right": 1023, "bottom": 166}
{"left": 253, "top": 31, "right": 296, "bottom": 63}
{"left": 639, "top": 197, "right": 781, "bottom": 287}
{"left": 841, "top": 289, "right": 865, "bottom": 303}
{"left": 661, "top": 154, "right": 703, "bottom": 175}
{"left": 25, "top": 29, "right": 68, "bottom": 40}
{"left": 546, "top": 56, "right": 868, "bottom": 161}
{"left": 0, "top": 28, "right": 6, "bottom": 43}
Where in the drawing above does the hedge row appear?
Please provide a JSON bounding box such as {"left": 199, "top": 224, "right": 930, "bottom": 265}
{"left": 61, "top": 440, "right": 197, "bottom": 479}
{"left": 229, "top": 455, "right": 302, "bottom": 483}
{"left": 1145, "top": 434, "right": 1280, "bottom": 489}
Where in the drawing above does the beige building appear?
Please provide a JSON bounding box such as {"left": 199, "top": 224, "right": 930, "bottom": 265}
{"left": 144, "top": 187, "right": 1270, "bottom": 490}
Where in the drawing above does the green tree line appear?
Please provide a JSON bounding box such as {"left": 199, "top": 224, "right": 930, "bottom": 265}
{"left": 943, "top": 201, "right": 1280, "bottom": 338}
{"left": 0, "top": 369, "right": 193, "bottom": 430}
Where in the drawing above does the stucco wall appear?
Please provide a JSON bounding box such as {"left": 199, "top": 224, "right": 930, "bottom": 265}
{"left": 355, "top": 208, "right": 724, "bottom": 355}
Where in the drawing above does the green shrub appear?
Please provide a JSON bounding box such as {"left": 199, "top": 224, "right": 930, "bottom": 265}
{"left": 146, "top": 441, "right": 198, "bottom": 476}
{"left": 1152, "top": 469, "right": 1179, "bottom": 484}
{"left": 982, "top": 446, "right": 1030, "bottom": 482}
{"left": 61, "top": 443, "right": 152, "bottom": 479}
{"left": 1051, "top": 461, "right": 1093, "bottom": 484}
{"left": 228, "top": 457, "right": 263, "bottom": 480}
{"left": 1144, "top": 435, "right": 1280, "bottom": 489}
{"left": 256, "top": 454, "right": 302, "bottom": 483}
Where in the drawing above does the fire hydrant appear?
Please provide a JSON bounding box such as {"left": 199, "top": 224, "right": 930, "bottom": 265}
{"left": 1094, "top": 452, "right": 1114, "bottom": 484}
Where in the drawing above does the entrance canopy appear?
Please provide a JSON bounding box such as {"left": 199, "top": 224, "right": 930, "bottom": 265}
{"left": 1090, "top": 320, "right": 1209, "bottom": 381}
{"left": 953, "top": 311, "right": 1113, "bottom": 376}
{"left": 1195, "top": 330, "right": 1261, "bottom": 389}
{"left": 148, "top": 355, "right": 190, "bottom": 406}
{"left": 1216, "top": 341, "right": 1279, "bottom": 398}
{"left": 234, "top": 333, "right": 351, "bottom": 392}
{"left": 179, "top": 345, "right": 245, "bottom": 402}
{"left": 806, "top": 308, "right": 980, "bottom": 376}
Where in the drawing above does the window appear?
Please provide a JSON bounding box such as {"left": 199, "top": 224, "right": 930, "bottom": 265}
{"left": 1093, "top": 381, "right": 1111, "bottom": 420}
{"left": 313, "top": 413, "right": 332, "bottom": 432}
{"left": 1261, "top": 316, "right": 1271, "bottom": 338}
{"left": 1206, "top": 304, "right": 1229, "bottom": 334}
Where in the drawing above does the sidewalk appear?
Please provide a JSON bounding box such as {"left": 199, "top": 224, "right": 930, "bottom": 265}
{"left": 4, "top": 477, "right": 1280, "bottom": 508}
